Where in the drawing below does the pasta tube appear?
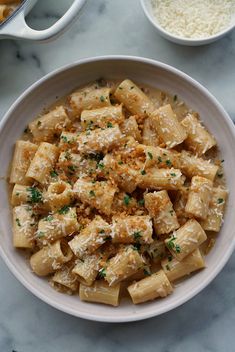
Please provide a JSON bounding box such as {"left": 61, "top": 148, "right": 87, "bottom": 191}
{"left": 165, "top": 219, "right": 207, "bottom": 261}
{"left": 13, "top": 205, "right": 36, "bottom": 248}
{"left": 105, "top": 246, "right": 145, "bottom": 286}
{"left": 81, "top": 104, "right": 124, "bottom": 129}
{"left": 128, "top": 270, "right": 173, "bottom": 304}
{"left": 77, "top": 124, "right": 123, "bottom": 154}
{"left": 120, "top": 116, "right": 141, "bottom": 142}
{"left": 150, "top": 104, "right": 187, "bottom": 148}
{"left": 29, "top": 106, "right": 71, "bottom": 142}
{"left": 72, "top": 255, "right": 100, "bottom": 286}
{"left": 30, "top": 239, "right": 73, "bottom": 276}
{"left": 181, "top": 113, "right": 216, "bottom": 156}
{"left": 114, "top": 79, "right": 154, "bottom": 118}
{"left": 102, "top": 153, "right": 140, "bottom": 193}
{"left": 45, "top": 181, "right": 73, "bottom": 211}
{"left": 51, "top": 262, "right": 79, "bottom": 293}
{"left": 69, "top": 216, "right": 110, "bottom": 258}
{"left": 73, "top": 179, "right": 117, "bottom": 215}
{"left": 10, "top": 140, "right": 38, "bottom": 185}
{"left": 70, "top": 86, "right": 111, "bottom": 116}
{"left": 142, "top": 117, "right": 160, "bottom": 146}
{"left": 26, "top": 142, "right": 59, "bottom": 184}
{"left": 185, "top": 176, "right": 213, "bottom": 220}
{"left": 137, "top": 145, "right": 180, "bottom": 169}
{"left": 79, "top": 281, "right": 120, "bottom": 306}
{"left": 139, "top": 168, "right": 185, "bottom": 191}
{"left": 200, "top": 187, "right": 228, "bottom": 232}
{"left": 37, "top": 207, "right": 80, "bottom": 244}
{"left": 111, "top": 215, "right": 153, "bottom": 244}
{"left": 144, "top": 191, "right": 179, "bottom": 235}
{"left": 179, "top": 150, "right": 219, "bottom": 181}
{"left": 161, "top": 248, "right": 205, "bottom": 281}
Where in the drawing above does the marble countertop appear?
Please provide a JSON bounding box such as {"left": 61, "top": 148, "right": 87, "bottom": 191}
{"left": 0, "top": 0, "right": 235, "bottom": 351}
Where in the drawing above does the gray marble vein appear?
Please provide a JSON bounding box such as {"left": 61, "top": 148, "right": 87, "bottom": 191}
{"left": 0, "top": 0, "right": 235, "bottom": 351}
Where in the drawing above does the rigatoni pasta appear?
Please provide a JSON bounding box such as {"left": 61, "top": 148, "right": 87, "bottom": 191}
{"left": 9, "top": 77, "right": 227, "bottom": 307}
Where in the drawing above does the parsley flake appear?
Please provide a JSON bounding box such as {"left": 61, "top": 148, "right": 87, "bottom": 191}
{"left": 58, "top": 205, "right": 70, "bottom": 214}
{"left": 27, "top": 187, "right": 43, "bottom": 204}
{"left": 98, "top": 268, "right": 106, "bottom": 278}
{"left": 217, "top": 198, "right": 224, "bottom": 204}
{"left": 16, "top": 218, "right": 21, "bottom": 227}
{"left": 147, "top": 152, "right": 153, "bottom": 160}
{"left": 50, "top": 170, "right": 58, "bottom": 178}
{"left": 107, "top": 122, "right": 113, "bottom": 128}
{"left": 123, "top": 195, "right": 131, "bottom": 205}
{"left": 100, "top": 95, "right": 105, "bottom": 102}
{"left": 89, "top": 190, "right": 96, "bottom": 197}
{"left": 141, "top": 170, "right": 146, "bottom": 175}
{"left": 133, "top": 231, "right": 142, "bottom": 240}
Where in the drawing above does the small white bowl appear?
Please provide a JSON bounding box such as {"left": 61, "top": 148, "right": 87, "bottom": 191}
{"left": 0, "top": 56, "right": 235, "bottom": 322}
{"left": 140, "top": 0, "right": 235, "bottom": 46}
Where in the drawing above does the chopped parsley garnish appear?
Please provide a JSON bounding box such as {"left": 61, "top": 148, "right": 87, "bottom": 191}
{"left": 98, "top": 268, "right": 106, "bottom": 278}
{"left": 118, "top": 87, "right": 123, "bottom": 90}
{"left": 97, "top": 162, "right": 104, "bottom": 170}
{"left": 50, "top": 170, "right": 58, "bottom": 178}
{"left": 133, "top": 231, "right": 142, "bottom": 240}
{"left": 100, "top": 95, "right": 105, "bottom": 102}
{"left": 132, "top": 243, "right": 141, "bottom": 251}
{"left": 65, "top": 151, "right": 71, "bottom": 160}
{"left": 166, "top": 264, "right": 171, "bottom": 271}
{"left": 45, "top": 215, "right": 53, "bottom": 222}
{"left": 170, "top": 173, "right": 176, "bottom": 177}
{"left": 217, "top": 198, "right": 224, "bottom": 204}
{"left": 37, "top": 120, "right": 41, "bottom": 126}
{"left": 88, "top": 152, "right": 104, "bottom": 162}
{"left": 36, "top": 231, "right": 45, "bottom": 238}
{"left": 107, "top": 122, "right": 113, "bottom": 128}
{"left": 166, "top": 159, "right": 172, "bottom": 166}
{"left": 118, "top": 161, "right": 124, "bottom": 165}
{"left": 24, "top": 127, "right": 29, "bottom": 133}
{"left": 58, "top": 205, "right": 70, "bottom": 214}
{"left": 147, "top": 152, "right": 153, "bottom": 160}
{"left": 143, "top": 268, "right": 151, "bottom": 276}
{"left": 123, "top": 195, "right": 131, "bottom": 205}
{"left": 68, "top": 165, "right": 77, "bottom": 173}
{"left": 27, "top": 187, "right": 43, "bottom": 204}
{"left": 167, "top": 235, "right": 177, "bottom": 250}
{"left": 130, "top": 86, "right": 134, "bottom": 90}
{"left": 217, "top": 172, "right": 223, "bottom": 178}
{"left": 221, "top": 159, "right": 224, "bottom": 163}
{"left": 104, "top": 236, "right": 112, "bottom": 241}
{"left": 15, "top": 218, "right": 21, "bottom": 227}
{"left": 173, "top": 95, "right": 178, "bottom": 102}
{"left": 89, "top": 190, "right": 96, "bottom": 197}
{"left": 99, "top": 229, "right": 105, "bottom": 234}
{"left": 169, "top": 210, "right": 174, "bottom": 216}
{"left": 141, "top": 170, "right": 146, "bottom": 175}
{"left": 61, "top": 135, "right": 68, "bottom": 142}
{"left": 175, "top": 244, "right": 181, "bottom": 253}
{"left": 168, "top": 255, "right": 173, "bottom": 262}
{"left": 158, "top": 156, "right": 162, "bottom": 163}
{"left": 138, "top": 199, "right": 145, "bottom": 206}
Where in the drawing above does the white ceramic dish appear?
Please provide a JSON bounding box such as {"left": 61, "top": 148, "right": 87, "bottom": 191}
{"left": 140, "top": 0, "right": 235, "bottom": 46}
{"left": 0, "top": 0, "right": 87, "bottom": 41}
{"left": 0, "top": 56, "right": 235, "bottom": 323}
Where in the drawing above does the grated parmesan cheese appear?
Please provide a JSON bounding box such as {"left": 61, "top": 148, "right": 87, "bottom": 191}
{"left": 151, "top": 0, "right": 235, "bottom": 39}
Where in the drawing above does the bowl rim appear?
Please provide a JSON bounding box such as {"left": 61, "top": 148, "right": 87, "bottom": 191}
{"left": 0, "top": 55, "right": 235, "bottom": 323}
{"left": 140, "top": 0, "right": 235, "bottom": 44}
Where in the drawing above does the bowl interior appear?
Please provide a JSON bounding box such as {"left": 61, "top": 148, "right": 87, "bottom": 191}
{"left": 0, "top": 57, "right": 235, "bottom": 322}
{"left": 141, "top": 0, "right": 235, "bottom": 43}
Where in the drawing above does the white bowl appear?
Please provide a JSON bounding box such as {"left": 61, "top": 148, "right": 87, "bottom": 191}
{"left": 0, "top": 56, "right": 235, "bottom": 322}
{"left": 140, "top": 0, "right": 235, "bottom": 46}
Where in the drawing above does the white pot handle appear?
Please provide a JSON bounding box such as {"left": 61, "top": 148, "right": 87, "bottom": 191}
{"left": 0, "top": 0, "right": 87, "bottom": 41}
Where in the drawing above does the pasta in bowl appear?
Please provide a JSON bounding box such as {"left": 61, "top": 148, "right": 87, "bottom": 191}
{"left": 0, "top": 57, "right": 235, "bottom": 322}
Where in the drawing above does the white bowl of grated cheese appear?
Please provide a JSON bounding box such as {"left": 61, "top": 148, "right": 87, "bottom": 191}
{"left": 140, "top": 0, "right": 235, "bottom": 46}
